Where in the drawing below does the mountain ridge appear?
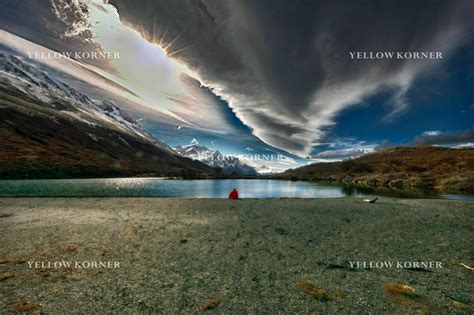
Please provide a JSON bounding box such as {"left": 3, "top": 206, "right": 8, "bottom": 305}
{"left": 0, "top": 52, "right": 215, "bottom": 179}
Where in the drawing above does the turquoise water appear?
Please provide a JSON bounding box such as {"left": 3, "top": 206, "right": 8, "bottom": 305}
{"left": 0, "top": 178, "right": 472, "bottom": 199}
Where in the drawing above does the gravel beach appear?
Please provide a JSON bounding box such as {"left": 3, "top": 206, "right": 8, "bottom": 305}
{"left": 1, "top": 198, "right": 473, "bottom": 313}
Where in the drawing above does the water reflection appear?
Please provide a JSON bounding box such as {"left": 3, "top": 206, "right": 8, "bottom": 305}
{"left": 0, "top": 178, "right": 471, "bottom": 200}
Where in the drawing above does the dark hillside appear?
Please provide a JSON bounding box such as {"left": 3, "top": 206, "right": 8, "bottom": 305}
{"left": 276, "top": 146, "right": 474, "bottom": 194}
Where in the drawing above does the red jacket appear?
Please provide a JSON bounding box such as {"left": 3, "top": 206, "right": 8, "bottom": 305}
{"left": 228, "top": 189, "right": 239, "bottom": 200}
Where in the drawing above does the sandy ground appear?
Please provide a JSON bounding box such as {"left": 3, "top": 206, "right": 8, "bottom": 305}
{"left": 0, "top": 197, "right": 473, "bottom": 314}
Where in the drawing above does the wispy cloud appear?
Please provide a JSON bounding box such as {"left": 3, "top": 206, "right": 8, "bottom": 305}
{"left": 309, "top": 140, "right": 377, "bottom": 162}
{"left": 413, "top": 128, "right": 474, "bottom": 146}
{"left": 421, "top": 131, "right": 442, "bottom": 136}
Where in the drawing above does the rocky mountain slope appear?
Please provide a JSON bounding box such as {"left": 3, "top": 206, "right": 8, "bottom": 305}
{"left": 0, "top": 52, "right": 215, "bottom": 179}
{"left": 275, "top": 146, "right": 474, "bottom": 194}
{"left": 174, "top": 144, "right": 258, "bottom": 175}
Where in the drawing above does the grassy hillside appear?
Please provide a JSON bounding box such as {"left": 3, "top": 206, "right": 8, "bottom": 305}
{"left": 0, "top": 90, "right": 215, "bottom": 179}
{"left": 276, "top": 146, "right": 474, "bottom": 194}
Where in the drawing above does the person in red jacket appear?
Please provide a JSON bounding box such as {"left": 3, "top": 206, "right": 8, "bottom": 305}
{"left": 228, "top": 188, "right": 239, "bottom": 200}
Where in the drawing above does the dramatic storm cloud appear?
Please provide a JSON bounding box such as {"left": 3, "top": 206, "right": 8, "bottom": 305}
{"left": 107, "top": 0, "right": 473, "bottom": 156}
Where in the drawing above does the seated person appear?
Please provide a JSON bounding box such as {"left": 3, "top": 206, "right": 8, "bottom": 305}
{"left": 228, "top": 188, "right": 239, "bottom": 200}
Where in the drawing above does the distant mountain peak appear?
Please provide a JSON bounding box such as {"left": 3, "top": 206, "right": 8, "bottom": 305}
{"left": 174, "top": 144, "right": 258, "bottom": 175}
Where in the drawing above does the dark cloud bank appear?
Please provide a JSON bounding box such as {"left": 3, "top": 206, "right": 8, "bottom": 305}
{"left": 108, "top": 0, "right": 473, "bottom": 156}
{"left": 413, "top": 129, "right": 474, "bottom": 146}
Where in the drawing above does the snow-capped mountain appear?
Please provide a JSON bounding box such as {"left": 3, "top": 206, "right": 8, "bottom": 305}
{"left": 0, "top": 52, "right": 160, "bottom": 144}
{"left": 254, "top": 165, "right": 280, "bottom": 174}
{"left": 174, "top": 144, "right": 258, "bottom": 175}
{"left": 0, "top": 51, "right": 214, "bottom": 178}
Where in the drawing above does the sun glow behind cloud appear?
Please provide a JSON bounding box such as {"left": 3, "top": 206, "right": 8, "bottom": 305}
{"left": 87, "top": 1, "right": 189, "bottom": 102}
{"left": 50, "top": 0, "right": 238, "bottom": 134}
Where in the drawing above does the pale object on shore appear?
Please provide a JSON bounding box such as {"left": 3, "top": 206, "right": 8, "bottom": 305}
{"left": 363, "top": 197, "right": 379, "bottom": 203}
{"left": 459, "top": 263, "right": 474, "bottom": 271}
{"left": 447, "top": 258, "right": 474, "bottom": 270}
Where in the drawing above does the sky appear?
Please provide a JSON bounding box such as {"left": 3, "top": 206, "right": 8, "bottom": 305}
{"left": 0, "top": 0, "right": 473, "bottom": 170}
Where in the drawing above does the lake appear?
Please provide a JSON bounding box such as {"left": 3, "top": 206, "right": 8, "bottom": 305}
{"left": 0, "top": 178, "right": 472, "bottom": 199}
